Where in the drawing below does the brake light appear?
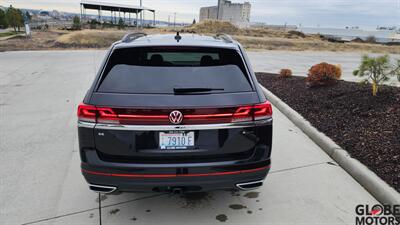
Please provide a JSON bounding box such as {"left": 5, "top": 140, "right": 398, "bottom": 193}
{"left": 233, "top": 101, "right": 272, "bottom": 122}
{"left": 253, "top": 101, "right": 273, "bottom": 120}
{"left": 77, "top": 103, "right": 97, "bottom": 123}
{"left": 97, "top": 107, "right": 118, "bottom": 124}
{"left": 232, "top": 106, "right": 253, "bottom": 122}
{"left": 77, "top": 101, "right": 272, "bottom": 125}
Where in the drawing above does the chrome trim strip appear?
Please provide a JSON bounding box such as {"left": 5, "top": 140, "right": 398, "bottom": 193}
{"left": 93, "top": 118, "right": 272, "bottom": 131}
{"left": 78, "top": 121, "right": 96, "bottom": 128}
{"left": 88, "top": 184, "right": 117, "bottom": 194}
{"left": 235, "top": 179, "right": 264, "bottom": 191}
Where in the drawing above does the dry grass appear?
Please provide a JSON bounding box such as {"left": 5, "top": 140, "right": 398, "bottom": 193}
{"left": 1, "top": 20, "right": 400, "bottom": 53}
{"left": 0, "top": 30, "right": 67, "bottom": 51}
{"left": 187, "top": 20, "right": 239, "bottom": 34}
{"left": 55, "top": 29, "right": 127, "bottom": 47}
{"left": 0, "top": 31, "right": 19, "bottom": 38}
{"left": 233, "top": 35, "right": 400, "bottom": 53}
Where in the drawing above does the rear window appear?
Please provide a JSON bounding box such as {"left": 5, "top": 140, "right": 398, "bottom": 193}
{"left": 97, "top": 47, "right": 253, "bottom": 94}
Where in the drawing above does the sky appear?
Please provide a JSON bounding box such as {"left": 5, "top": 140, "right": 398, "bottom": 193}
{"left": 1, "top": 0, "right": 399, "bottom": 29}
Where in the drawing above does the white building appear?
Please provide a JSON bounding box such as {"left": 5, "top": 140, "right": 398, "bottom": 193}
{"left": 199, "top": 0, "right": 251, "bottom": 28}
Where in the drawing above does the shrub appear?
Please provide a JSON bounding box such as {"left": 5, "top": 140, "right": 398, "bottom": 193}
{"left": 353, "top": 55, "right": 400, "bottom": 96}
{"left": 0, "top": 9, "right": 8, "bottom": 29}
{"left": 307, "top": 62, "right": 341, "bottom": 86}
{"left": 286, "top": 30, "right": 306, "bottom": 38}
{"left": 334, "top": 64, "right": 342, "bottom": 79}
{"left": 89, "top": 19, "right": 97, "bottom": 29}
{"left": 398, "top": 72, "right": 400, "bottom": 82}
{"left": 365, "top": 35, "right": 377, "bottom": 43}
{"left": 72, "top": 16, "right": 81, "bottom": 30}
{"left": 118, "top": 18, "right": 125, "bottom": 29}
{"left": 278, "top": 69, "right": 293, "bottom": 78}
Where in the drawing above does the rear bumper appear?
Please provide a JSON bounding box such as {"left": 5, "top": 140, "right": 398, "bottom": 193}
{"left": 81, "top": 149, "right": 270, "bottom": 193}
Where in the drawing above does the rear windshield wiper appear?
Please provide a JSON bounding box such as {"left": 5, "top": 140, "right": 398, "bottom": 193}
{"left": 173, "top": 87, "right": 225, "bottom": 94}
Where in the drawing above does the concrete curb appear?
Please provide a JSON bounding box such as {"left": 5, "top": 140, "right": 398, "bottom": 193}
{"left": 259, "top": 84, "right": 400, "bottom": 206}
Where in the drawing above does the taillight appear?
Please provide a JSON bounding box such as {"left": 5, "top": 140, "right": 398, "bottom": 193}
{"left": 77, "top": 101, "right": 272, "bottom": 125}
{"left": 77, "top": 103, "right": 97, "bottom": 123}
{"left": 232, "top": 101, "right": 273, "bottom": 122}
{"left": 97, "top": 107, "right": 118, "bottom": 124}
{"left": 253, "top": 101, "right": 273, "bottom": 121}
{"left": 77, "top": 104, "right": 118, "bottom": 124}
{"left": 232, "top": 106, "right": 253, "bottom": 122}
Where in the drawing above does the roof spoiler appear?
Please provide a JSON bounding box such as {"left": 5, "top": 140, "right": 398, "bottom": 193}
{"left": 121, "top": 32, "right": 147, "bottom": 43}
{"left": 215, "top": 33, "right": 234, "bottom": 43}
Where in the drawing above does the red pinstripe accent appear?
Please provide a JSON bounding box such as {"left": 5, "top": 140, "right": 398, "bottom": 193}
{"left": 81, "top": 165, "right": 270, "bottom": 178}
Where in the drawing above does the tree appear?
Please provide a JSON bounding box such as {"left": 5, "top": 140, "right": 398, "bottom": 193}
{"left": 16, "top": 9, "right": 24, "bottom": 31}
{"left": 0, "top": 9, "right": 8, "bottom": 29}
{"left": 5, "top": 5, "right": 24, "bottom": 32}
{"left": 25, "top": 11, "right": 31, "bottom": 22}
{"left": 192, "top": 19, "right": 196, "bottom": 25}
{"left": 72, "top": 15, "right": 81, "bottom": 30}
{"left": 353, "top": 55, "right": 400, "bottom": 96}
{"left": 365, "top": 35, "right": 377, "bottom": 43}
{"left": 118, "top": 18, "right": 125, "bottom": 29}
{"left": 89, "top": 19, "right": 97, "bottom": 29}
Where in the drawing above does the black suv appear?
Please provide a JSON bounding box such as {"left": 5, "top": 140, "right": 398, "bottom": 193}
{"left": 78, "top": 33, "right": 273, "bottom": 194}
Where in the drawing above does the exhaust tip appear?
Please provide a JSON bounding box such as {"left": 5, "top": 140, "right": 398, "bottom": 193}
{"left": 89, "top": 184, "right": 117, "bottom": 194}
{"left": 236, "top": 180, "right": 264, "bottom": 191}
{"left": 172, "top": 187, "right": 184, "bottom": 195}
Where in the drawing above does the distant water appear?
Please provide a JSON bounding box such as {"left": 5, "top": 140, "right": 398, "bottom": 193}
{"left": 297, "top": 27, "right": 400, "bottom": 43}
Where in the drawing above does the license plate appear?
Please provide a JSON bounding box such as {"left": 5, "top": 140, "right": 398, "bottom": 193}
{"left": 159, "top": 131, "right": 195, "bottom": 150}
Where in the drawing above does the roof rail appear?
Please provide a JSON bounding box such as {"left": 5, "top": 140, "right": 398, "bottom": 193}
{"left": 215, "top": 33, "right": 234, "bottom": 43}
{"left": 121, "top": 32, "right": 147, "bottom": 43}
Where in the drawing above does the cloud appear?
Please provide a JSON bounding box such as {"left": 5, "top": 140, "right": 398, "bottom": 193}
{"left": 2, "top": 0, "right": 399, "bottom": 28}
{"left": 249, "top": 0, "right": 399, "bottom": 27}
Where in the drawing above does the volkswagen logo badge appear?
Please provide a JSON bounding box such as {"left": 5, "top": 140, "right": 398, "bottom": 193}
{"left": 169, "top": 110, "right": 183, "bottom": 124}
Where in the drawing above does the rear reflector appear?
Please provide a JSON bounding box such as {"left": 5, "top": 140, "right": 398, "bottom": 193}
{"left": 82, "top": 165, "right": 270, "bottom": 178}
{"left": 77, "top": 101, "right": 272, "bottom": 125}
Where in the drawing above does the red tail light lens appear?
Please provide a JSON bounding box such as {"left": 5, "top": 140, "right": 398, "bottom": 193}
{"left": 233, "top": 101, "right": 272, "bottom": 122}
{"left": 97, "top": 107, "right": 118, "bottom": 124}
{"left": 77, "top": 103, "right": 97, "bottom": 123}
{"left": 253, "top": 101, "right": 273, "bottom": 120}
{"left": 232, "top": 106, "right": 253, "bottom": 122}
{"left": 77, "top": 101, "right": 272, "bottom": 125}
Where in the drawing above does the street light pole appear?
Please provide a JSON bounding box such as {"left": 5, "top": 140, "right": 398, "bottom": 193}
{"left": 173, "top": 12, "right": 176, "bottom": 29}
{"left": 140, "top": 0, "right": 143, "bottom": 28}
{"left": 217, "top": 0, "right": 221, "bottom": 20}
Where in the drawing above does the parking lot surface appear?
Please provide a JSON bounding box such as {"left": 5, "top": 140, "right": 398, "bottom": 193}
{"left": 248, "top": 51, "right": 400, "bottom": 86}
{"left": 0, "top": 50, "right": 379, "bottom": 225}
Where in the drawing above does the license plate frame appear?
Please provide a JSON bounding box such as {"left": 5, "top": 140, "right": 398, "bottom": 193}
{"left": 159, "top": 131, "right": 195, "bottom": 150}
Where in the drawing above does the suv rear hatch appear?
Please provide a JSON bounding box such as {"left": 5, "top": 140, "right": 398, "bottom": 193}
{"left": 79, "top": 47, "right": 271, "bottom": 163}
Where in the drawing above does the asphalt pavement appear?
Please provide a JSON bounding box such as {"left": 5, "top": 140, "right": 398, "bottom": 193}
{"left": 248, "top": 51, "right": 400, "bottom": 86}
{"left": 0, "top": 50, "right": 380, "bottom": 225}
